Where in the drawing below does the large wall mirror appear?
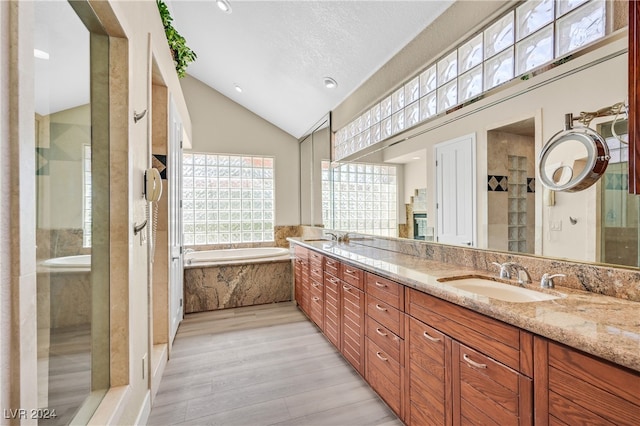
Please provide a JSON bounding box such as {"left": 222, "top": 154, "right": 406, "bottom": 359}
{"left": 300, "top": 114, "right": 331, "bottom": 227}
{"left": 315, "top": 20, "right": 639, "bottom": 269}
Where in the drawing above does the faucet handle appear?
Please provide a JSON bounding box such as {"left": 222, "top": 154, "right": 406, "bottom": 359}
{"left": 492, "top": 262, "right": 513, "bottom": 279}
{"left": 540, "top": 273, "right": 565, "bottom": 289}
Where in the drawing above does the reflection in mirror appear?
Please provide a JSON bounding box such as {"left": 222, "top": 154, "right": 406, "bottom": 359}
{"left": 318, "top": 29, "right": 632, "bottom": 268}
{"left": 552, "top": 165, "right": 573, "bottom": 185}
{"left": 599, "top": 120, "right": 640, "bottom": 267}
{"left": 299, "top": 114, "right": 330, "bottom": 226}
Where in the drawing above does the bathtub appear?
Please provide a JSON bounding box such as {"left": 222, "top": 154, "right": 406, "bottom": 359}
{"left": 184, "top": 247, "right": 290, "bottom": 266}
{"left": 183, "top": 247, "right": 292, "bottom": 313}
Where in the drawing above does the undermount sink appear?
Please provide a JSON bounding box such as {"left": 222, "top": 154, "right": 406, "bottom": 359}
{"left": 438, "top": 277, "right": 563, "bottom": 303}
{"left": 303, "top": 238, "right": 333, "bottom": 242}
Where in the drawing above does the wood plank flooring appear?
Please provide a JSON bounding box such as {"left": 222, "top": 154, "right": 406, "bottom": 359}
{"left": 148, "top": 302, "right": 402, "bottom": 426}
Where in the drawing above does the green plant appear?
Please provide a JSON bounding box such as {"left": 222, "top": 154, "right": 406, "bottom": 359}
{"left": 157, "top": 0, "right": 197, "bottom": 78}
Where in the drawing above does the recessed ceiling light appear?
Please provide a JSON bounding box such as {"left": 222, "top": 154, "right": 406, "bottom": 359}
{"left": 234, "top": 84, "right": 243, "bottom": 93}
{"left": 323, "top": 77, "right": 338, "bottom": 89}
{"left": 34, "top": 49, "right": 49, "bottom": 60}
{"left": 412, "top": 156, "right": 421, "bottom": 160}
{"left": 216, "top": 0, "right": 232, "bottom": 13}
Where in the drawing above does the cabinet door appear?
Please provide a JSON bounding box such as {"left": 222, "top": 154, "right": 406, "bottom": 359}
{"left": 453, "top": 342, "right": 532, "bottom": 426}
{"left": 341, "top": 282, "right": 365, "bottom": 376}
{"left": 323, "top": 273, "right": 341, "bottom": 349}
{"left": 408, "top": 316, "right": 451, "bottom": 426}
{"left": 308, "top": 276, "right": 324, "bottom": 329}
{"left": 367, "top": 337, "right": 402, "bottom": 416}
{"left": 535, "top": 337, "right": 640, "bottom": 426}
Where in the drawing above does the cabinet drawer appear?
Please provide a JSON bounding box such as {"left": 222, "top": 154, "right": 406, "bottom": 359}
{"left": 408, "top": 317, "right": 445, "bottom": 368}
{"left": 324, "top": 256, "right": 340, "bottom": 277}
{"left": 408, "top": 288, "right": 521, "bottom": 370}
{"left": 309, "top": 278, "right": 323, "bottom": 297}
{"left": 309, "top": 264, "right": 323, "bottom": 282}
{"left": 546, "top": 341, "right": 640, "bottom": 425}
{"left": 309, "top": 293, "right": 323, "bottom": 328}
{"left": 365, "top": 272, "right": 404, "bottom": 310}
{"left": 367, "top": 338, "right": 402, "bottom": 416}
{"left": 455, "top": 342, "right": 531, "bottom": 425}
{"left": 366, "top": 317, "right": 402, "bottom": 364}
{"left": 341, "top": 264, "right": 364, "bottom": 290}
{"left": 308, "top": 249, "right": 324, "bottom": 265}
{"left": 367, "top": 295, "right": 403, "bottom": 338}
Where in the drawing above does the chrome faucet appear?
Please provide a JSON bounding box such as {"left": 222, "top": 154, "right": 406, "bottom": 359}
{"left": 540, "top": 273, "right": 565, "bottom": 289}
{"left": 338, "top": 233, "right": 350, "bottom": 243}
{"left": 325, "top": 232, "right": 338, "bottom": 241}
{"left": 510, "top": 263, "right": 532, "bottom": 285}
{"left": 492, "top": 262, "right": 514, "bottom": 279}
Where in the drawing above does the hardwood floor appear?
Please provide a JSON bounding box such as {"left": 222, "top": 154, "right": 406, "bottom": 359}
{"left": 148, "top": 302, "right": 402, "bottom": 426}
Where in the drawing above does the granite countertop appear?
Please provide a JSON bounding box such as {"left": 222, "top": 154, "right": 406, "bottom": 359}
{"left": 288, "top": 238, "right": 640, "bottom": 373}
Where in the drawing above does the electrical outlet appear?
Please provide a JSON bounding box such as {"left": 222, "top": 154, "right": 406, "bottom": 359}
{"left": 550, "top": 221, "right": 562, "bottom": 231}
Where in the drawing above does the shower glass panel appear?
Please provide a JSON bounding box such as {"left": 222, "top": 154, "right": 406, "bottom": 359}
{"left": 601, "top": 125, "right": 640, "bottom": 267}
{"left": 35, "top": 1, "right": 109, "bottom": 424}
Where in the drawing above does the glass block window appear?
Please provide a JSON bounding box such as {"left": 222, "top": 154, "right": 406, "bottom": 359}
{"left": 556, "top": 0, "right": 606, "bottom": 56}
{"left": 83, "top": 144, "right": 92, "bottom": 247}
{"left": 333, "top": 0, "right": 608, "bottom": 161}
{"left": 322, "top": 161, "right": 398, "bottom": 237}
{"left": 182, "top": 153, "right": 275, "bottom": 245}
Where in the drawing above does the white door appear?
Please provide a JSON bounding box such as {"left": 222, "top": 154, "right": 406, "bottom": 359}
{"left": 435, "top": 134, "right": 476, "bottom": 246}
{"left": 169, "top": 98, "right": 183, "bottom": 344}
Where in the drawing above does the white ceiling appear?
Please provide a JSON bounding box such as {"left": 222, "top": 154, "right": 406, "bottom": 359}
{"left": 169, "top": 0, "right": 454, "bottom": 138}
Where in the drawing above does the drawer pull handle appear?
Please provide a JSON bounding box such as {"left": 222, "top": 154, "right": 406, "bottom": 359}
{"left": 312, "top": 282, "right": 320, "bottom": 288}
{"left": 375, "top": 281, "right": 387, "bottom": 288}
{"left": 375, "top": 328, "right": 388, "bottom": 337}
{"left": 376, "top": 351, "right": 388, "bottom": 362}
{"left": 312, "top": 297, "right": 320, "bottom": 302}
{"left": 375, "top": 304, "right": 387, "bottom": 312}
{"left": 423, "top": 331, "right": 441, "bottom": 342}
{"left": 463, "top": 354, "right": 487, "bottom": 369}
{"left": 343, "top": 285, "right": 351, "bottom": 291}
{"left": 345, "top": 268, "right": 356, "bottom": 274}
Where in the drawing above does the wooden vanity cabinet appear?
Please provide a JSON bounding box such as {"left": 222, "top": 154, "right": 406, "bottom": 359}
{"left": 293, "top": 245, "right": 310, "bottom": 315}
{"left": 406, "top": 288, "right": 533, "bottom": 426}
{"left": 323, "top": 257, "right": 341, "bottom": 349}
{"left": 364, "top": 272, "right": 406, "bottom": 419}
{"left": 340, "top": 264, "right": 366, "bottom": 377}
{"left": 307, "top": 253, "right": 324, "bottom": 329}
{"left": 534, "top": 337, "right": 640, "bottom": 425}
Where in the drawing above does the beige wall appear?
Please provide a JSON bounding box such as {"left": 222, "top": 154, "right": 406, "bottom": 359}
{"left": 180, "top": 75, "right": 300, "bottom": 226}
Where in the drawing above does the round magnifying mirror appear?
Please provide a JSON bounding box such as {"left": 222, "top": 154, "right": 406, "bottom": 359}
{"left": 538, "top": 126, "right": 610, "bottom": 192}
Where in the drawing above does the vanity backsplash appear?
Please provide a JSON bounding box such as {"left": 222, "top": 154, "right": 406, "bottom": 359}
{"left": 300, "top": 226, "right": 640, "bottom": 302}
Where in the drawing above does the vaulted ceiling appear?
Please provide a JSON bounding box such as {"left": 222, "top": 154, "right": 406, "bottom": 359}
{"left": 169, "top": 0, "right": 455, "bottom": 138}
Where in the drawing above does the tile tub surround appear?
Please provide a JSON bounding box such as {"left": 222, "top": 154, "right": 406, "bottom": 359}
{"left": 37, "top": 270, "right": 91, "bottom": 329}
{"left": 289, "top": 237, "right": 640, "bottom": 373}
{"left": 184, "top": 260, "right": 292, "bottom": 313}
